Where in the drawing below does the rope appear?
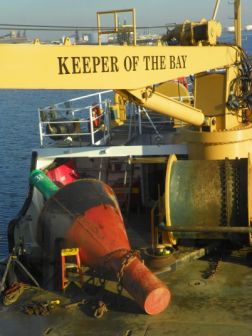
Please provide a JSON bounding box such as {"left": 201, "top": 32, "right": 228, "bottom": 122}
{"left": 93, "top": 300, "right": 108, "bottom": 318}
{"left": 2, "top": 282, "right": 37, "bottom": 306}
{"left": 0, "top": 255, "right": 40, "bottom": 293}
{"left": 3, "top": 282, "right": 25, "bottom": 305}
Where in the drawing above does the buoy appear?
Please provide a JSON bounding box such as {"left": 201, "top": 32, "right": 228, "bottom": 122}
{"left": 67, "top": 202, "right": 170, "bottom": 314}
{"left": 30, "top": 169, "right": 59, "bottom": 199}
{"left": 36, "top": 179, "right": 171, "bottom": 315}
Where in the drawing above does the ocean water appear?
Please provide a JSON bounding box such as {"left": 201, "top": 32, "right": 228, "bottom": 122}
{"left": 221, "top": 31, "right": 252, "bottom": 54}
{"left": 0, "top": 89, "right": 91, "bottom": 258}
{"left": 0, "top": 35, "right": 251, "bottom": 259}
{"left": 240, "top": 32, "right": 252, "bottom": 54}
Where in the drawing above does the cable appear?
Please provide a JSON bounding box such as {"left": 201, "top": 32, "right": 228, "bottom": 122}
{"left": 0, "top": 23, "right": 174, "bottom": 32}
{"left": 227, "top": 46, "right": 252, "bottom": 114}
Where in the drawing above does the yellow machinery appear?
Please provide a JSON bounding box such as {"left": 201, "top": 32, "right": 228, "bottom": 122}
{"left": 0, "top": 1, "right": 252, "bottom": 245}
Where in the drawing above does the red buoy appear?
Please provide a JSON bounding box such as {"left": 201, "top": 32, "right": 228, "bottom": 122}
{"left": 67, "top": 201, "right": 171, "bottom": 315}
{"left": 37, "top": 179, "right": 171, "bottom": 314}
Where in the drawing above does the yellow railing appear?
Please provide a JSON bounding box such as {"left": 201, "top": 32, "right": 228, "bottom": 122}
{"left": 97, "top": 8, "right": 137, "bottom": 46}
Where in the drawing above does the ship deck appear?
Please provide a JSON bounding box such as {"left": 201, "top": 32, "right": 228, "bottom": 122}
{"left": 1, "top": 218, "right": 252, "bottom": 336}
{"left": 2, "top": 90, "right": 252, "bottom": 335}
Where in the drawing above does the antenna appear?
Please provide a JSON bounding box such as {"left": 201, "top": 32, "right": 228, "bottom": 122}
{"left": 212, "top": 0, "right": 221, "bottom": 20}
{"left": 234, "top": 0, "right": 241, "bottom": 46}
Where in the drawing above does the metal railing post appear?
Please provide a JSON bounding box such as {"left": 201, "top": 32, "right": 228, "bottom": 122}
{"left": 105, "top": 100, "right": 111, "bottom": 143}
{"left": 89, "top": 106, "right": 95, "bottom": 145}
{"left": 138, "top": 106, "right": 142, "bottom": 135}
{"left": 38, "top": 108, "right": 43, "bottom": 147}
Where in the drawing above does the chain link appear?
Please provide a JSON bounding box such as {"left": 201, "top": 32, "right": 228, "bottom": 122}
{"left": 116, "top": 250, "right": 140, "bottom": 293}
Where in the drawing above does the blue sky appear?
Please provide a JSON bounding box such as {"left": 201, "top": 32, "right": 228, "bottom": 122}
{"left": 0, "top": 0, "right": 251, "bottom": 38}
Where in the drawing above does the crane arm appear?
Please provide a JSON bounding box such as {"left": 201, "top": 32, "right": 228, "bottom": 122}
{"left": 0, "top": 43, "right": 238, "bottom": 90}
{"left": 118, "top": 89, "right": 204, "bottom": 126}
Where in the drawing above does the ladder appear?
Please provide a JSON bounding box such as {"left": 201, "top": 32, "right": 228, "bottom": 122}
{"left": 61, "top": 248, "right": 83, "bottom": 290}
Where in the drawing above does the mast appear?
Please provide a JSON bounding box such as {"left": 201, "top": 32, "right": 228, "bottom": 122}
{"left": 234, "top": 0, "right": 241, "bottom": 47}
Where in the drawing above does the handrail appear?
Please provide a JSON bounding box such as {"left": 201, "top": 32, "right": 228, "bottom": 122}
{"left": 38, "top": 89, "right": 194, "bottom": 148}
{"left": 42, "top": 90, "right": 113, "bottom": 111}
{"left": 38, "top": 90, "right": 113, "bottom": 147}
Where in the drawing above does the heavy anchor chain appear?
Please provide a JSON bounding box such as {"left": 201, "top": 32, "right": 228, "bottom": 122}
{"left": 116, "top": 250, "right": 141, "bottom": 293}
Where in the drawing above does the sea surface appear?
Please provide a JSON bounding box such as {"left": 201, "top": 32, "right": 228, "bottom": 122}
{"left": 0, "top": 34, "right": 251, "bottom": 259}
{"left": 0, "top": 89, "right": 93, "bottom": 258}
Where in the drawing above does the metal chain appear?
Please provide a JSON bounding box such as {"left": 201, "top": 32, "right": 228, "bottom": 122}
{"left": 116, "top": 250, "right": 140, "bottom": 293}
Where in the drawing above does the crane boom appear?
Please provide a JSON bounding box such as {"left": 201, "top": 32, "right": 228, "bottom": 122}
{"left": 0, "top": 42, "right": 238, "bottom": 90}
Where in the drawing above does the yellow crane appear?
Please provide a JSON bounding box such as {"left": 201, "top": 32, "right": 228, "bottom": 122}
{"left": 0, "top": 1, "right": 251, "bottom": 245}
{"left": 0, "top": 2, "right": 248, "bottom": 155}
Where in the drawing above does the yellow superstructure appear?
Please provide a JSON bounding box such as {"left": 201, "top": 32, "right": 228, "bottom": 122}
{"left": 1, "top": 2, "right": 252, "bottom": 245}
{"left": 0, "top": 43, "right": 238, "bottom": 90}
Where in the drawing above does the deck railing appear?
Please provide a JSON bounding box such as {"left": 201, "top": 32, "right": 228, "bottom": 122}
{"left": 38, "top": 85, "right": 194, "bottom": 147}
{"left": 38, "top": 90, "right": 113, "bottom": 147}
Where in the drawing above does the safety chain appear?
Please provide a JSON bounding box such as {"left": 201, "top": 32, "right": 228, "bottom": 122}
{"left": 116, "top": 250, "right": 140, "bottom": 293}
